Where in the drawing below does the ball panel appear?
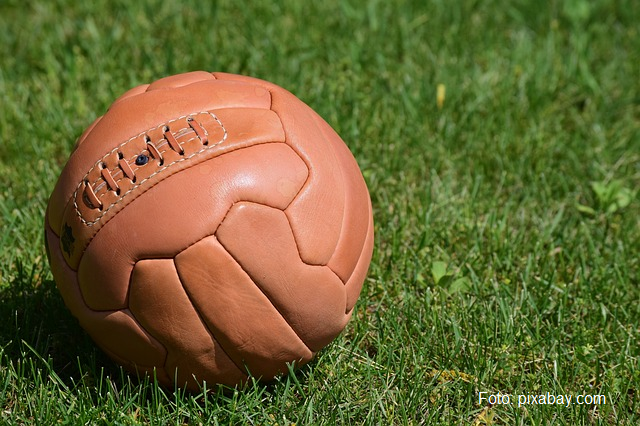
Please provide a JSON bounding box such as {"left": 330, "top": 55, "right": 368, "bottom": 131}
{"left": 212, "top": 72, "right": 346, "bottom": 267}
{"left": 46, "top": 219, "right": 167, "bottom": 368}
{"left": 270, "top": 87, "right": 347, "bottom": 267}
{"left": 212, "top": 108, "right": 285, "bottom": 151}
{"left": 73, "top": 114, "right": 104, "bottom": 150}
{"left": 47, "top": 77, "right": 272, "bottom": 234}
{"left": 129, "top": 258, "right": 246, "bottom": 389}
{"left": 174, "top": 235, "right": 314, "bottom": 380}
{"left": 89, "top": 308, "right": 168, "bottom": 370}
{"left": 344, "top": 198, "right": 375, "bottom": 313}
{"left": 313, "top": 110, "right": 372, "bottom": 283}
{"left": 99, "top": 345, "right": 171, "bottom": 386}
{"left": 216, "top": 202, "right": 349, "bottom": 351}
{"left": 146, "top": 71, "right": 216, "bottom": 91}
{"left": 60, "top": 111, "right": 227, "bottom": 270}
{"left": 76, "top": 143, "right": 307, "bottom": 310}
{"left": 111, "top": 84, "right": 150, "bottom": 107}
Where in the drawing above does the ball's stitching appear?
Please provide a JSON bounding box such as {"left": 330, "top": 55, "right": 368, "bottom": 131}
{"left": 93, "top": 135, "right": 202, "bottom": 205}
{"left": 73, "top": 112, "right": 226, "bottom": 226}
{"left": 83, "top": 118, "right": 214, "bottom": 207}
{"left": 75, "top": 112, "right": 217, "bottom": 217}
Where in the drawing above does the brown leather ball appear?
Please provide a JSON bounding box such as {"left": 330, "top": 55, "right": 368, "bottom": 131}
{"left": 44, "top": 71, "right": 374, "bottom": 390}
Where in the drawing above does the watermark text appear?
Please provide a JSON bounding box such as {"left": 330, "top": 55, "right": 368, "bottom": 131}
{"left": 478, "top": 392, "right": 606, "bottom": 408}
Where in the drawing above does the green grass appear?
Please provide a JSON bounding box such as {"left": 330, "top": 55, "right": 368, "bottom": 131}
{"left": 1, "top": 0, "right": 639, "bottom": 424}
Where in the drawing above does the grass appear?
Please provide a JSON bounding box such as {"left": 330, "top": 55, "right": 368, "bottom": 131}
{"left": 1, "top": 0, "right": 639, "bottom": 424}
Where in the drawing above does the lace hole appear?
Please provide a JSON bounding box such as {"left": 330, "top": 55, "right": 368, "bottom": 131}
{"left": 135, "top": 154, "right": 149, "bottom": 166}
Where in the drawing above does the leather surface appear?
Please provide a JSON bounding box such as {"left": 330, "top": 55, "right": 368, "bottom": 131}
{"left": 216, "top": 202, "right": 349, "bottom": 351}
{"left": 175, "top": 235, "right": 314, "bottom": 378}
{"left": 45, "top": 71, "right": 374, "bottom": 391}
{"left": 129, "top": 258, "right": 246, "bottom": 388}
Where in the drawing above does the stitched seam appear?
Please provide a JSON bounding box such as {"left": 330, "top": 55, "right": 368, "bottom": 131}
{"left": 93, "top": 152, "right": 138, "bottom": 193}
{"left": 260, "top": 90, "right": 335, "bottom": 271}
{"left": 94, "top": 135, "right": 202, "bottom": 205}
{"left": 265, "top": 93, "right": 318, "bottom": 265}
{"left": 171, "top": 256, "right": 249, "bottom": 379}
{"left": 308, "top": 110, "right": 348, "bottom": 269}
{"left": 76, "top": 141, "right": 287, "bottom": 263}
{"left": 122, "top": 307, "right": 169, "bottom": 368}
{"left": 216, "top": 233, "right": 317, "bottom": 355}
{"left": 73, "top": 111, "right": 226, "bottom": 225}
{"left": 279, "top": 114, "right": 325, "bottom": 266}
{"left": 215, "top": 201, "right": 330, "bottom": 354}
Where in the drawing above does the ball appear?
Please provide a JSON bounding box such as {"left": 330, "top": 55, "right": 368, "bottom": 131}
{"left": 44, "top": 71, "right": 374, "bottom": 390}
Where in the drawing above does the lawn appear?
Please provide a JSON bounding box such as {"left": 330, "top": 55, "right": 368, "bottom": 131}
{"left": 1, "top": 0, "right": 639, "bottom": 424}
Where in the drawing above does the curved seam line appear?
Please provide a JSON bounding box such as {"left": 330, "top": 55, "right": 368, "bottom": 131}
{"left": 74, "top": 111, "right": 226, "bottom": 225}
{"left": 83, "top": 233, "right": 328, "bottom": 359}
{"left": 46, "top": 227, "right": 169, "bottom": 354}
{"left": 332, "top": 202, "right": 373, "bottom": 314}
{"left": 46, "top": 226, "right": 95, "bottom": 315}
{"left": 215, "top": 201, "right": 341, "bottom": 354}
{"left": 281, "top": 143, "right": 311, "bottom": 211}
{"left": 60, "top": 75, "right": 270, "bottom": 236}
{"left": 74, "top": 140, "right": 290, "bottom": 271}
{"left": 117, "top": 308, "right": 169, "bottom": 368}
{"left": 326, "top": 264, "right": 346, "bottom": 286}
{"left": 263, "top": 86, "right": 314, "bottom": 212}
{"left": 281, "top": 212, "right": 324, "bottom": 267}
{"left": 275, "top": 101, "right": 343, "bottom": 266}
{"left": 215, "top": 231, "right": 317, "bottom": 355}
{"left": 71, "top": 195, "right": 350, "bottom": 343}
{"left": 171, "top": 257, "right": 249, "bottom": 379}
{"left": 313, "top": 112, "right": 350, "bottom": 265}
{"left": 326, "top": 202, "right": 373, "bottom": 287}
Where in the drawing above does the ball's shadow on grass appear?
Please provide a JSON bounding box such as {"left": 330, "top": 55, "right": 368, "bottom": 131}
{"left": 1, "top": 259, "right": 313, "bottom": 402}
{"left": 0, "top": 260, "right": 120, "bottom": 385}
